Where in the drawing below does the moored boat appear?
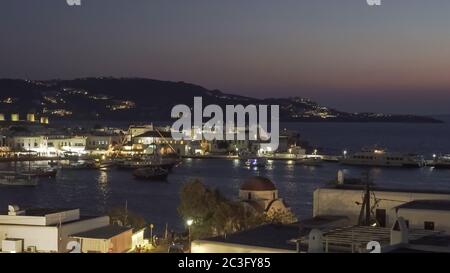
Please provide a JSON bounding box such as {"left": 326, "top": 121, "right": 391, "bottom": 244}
{"left": 245, "top": 157, "right": 268, "bottom": 168}
{"left": 117, "top": 156, "right": 179, "bottom": 171}
{"left": 23, "top": 168, "right": 58, "bottom": 178}
{"left": 433, "top": 154, "right": 450, "bottom": 169}
{"left": 296, "top": 156, "right": 323, "bottom": 166}
{"left": 340, "top": 147, "right": 425, "bottom": 168}
{"left": 133, "top": 167, "right": 169, "bottom": 181}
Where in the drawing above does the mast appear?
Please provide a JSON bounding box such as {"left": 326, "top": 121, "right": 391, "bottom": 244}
{"left": 358, "top": 172, "right": 372, "bottom": 226}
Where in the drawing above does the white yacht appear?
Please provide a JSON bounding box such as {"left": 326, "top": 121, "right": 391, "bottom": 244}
{"left": 340, "top": 148, "right": 425, "bottom": 168}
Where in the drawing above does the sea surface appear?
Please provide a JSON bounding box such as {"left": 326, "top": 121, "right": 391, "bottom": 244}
{"left": 1, "top": 117, "right": 450, "bottom": 232}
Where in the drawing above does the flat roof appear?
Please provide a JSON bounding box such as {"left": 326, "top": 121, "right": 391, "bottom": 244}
{"left": 396, "top": 200, "right": 450, "bottom": 211}
{"left": 410, "top": 234, "right": 450, "bottom": 247}
{"left": 204, "top": 224, "right": 300, "bottom": 251}
{"left": 298, "top": 215, "right": 348, "bottom": 228}
{"left": 71, "top": 225, "right": 132, "bottom": 239}
{"left": 0, "top": 208, "right": 77, "bottom": 217}
{"left": 135, "top": 130, "right": 172, "bottom": 138}
{"left": 322, "top": 184, "right": 450, "bottom": 195}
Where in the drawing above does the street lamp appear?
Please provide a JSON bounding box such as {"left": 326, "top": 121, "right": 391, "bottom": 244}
{"left": 187, "top": 219, "right": 193, "bottom": 253}
{"left": 343, "top": 150, "right": 348, "bottom": 157}
{"left": 149, "top": 223, "right": 154, "bottom": 245}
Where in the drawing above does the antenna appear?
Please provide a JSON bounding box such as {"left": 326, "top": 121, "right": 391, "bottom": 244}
{"left": 124, "top": 200, "right": 128, "bottom": 227}
{"left": 357, "top": 171, "right": 372, "bottom": 226}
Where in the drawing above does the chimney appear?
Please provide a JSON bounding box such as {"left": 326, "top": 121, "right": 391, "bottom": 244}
{"left": 337, "top": 170, "right": 344, "bottom": 185}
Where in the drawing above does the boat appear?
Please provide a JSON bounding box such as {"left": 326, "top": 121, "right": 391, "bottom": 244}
{"left": 117, "top": 156, "right": 179, "bottom": 171}
{"left": 0, "top": 172, "right": 38, "bottom": 187}
{"left": 340, "top": 148, "right": 425, "bottom": 168}
{"left": 245, "top": 157, "right": 268, "bottom": 168}
{"left": 133, "top": 167, "right": 169, "bottom": 181}
{"left": 433, "top": 154, "right": 450, "bottom": 169}
{"left": 48, "top": 160, "right": 59, "bottom": 167}
{"left": 23, "top": 168, "right": 58, "bottom": 178}
{"left": 59, "top": 160, "right": 97, "bottom": 170}
{"left": 296, "top": 156, "right": 323, "bottom": 166}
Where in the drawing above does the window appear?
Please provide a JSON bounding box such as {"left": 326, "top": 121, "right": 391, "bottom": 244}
{"left": 424, "top": 221, "right": 435, "bottom": 230}
{"left": 248, "top": 192, "right": 252, "bottom": 200}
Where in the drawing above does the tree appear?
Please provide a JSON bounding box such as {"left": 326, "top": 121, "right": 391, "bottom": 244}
{"left": 108, "top": 207, "right": 147, "bottom": 230}
{"left": 265, "top": 209, "right": 298, "bottom": 225}
{"left": 178, "top": 180, "right": 265, "bottom": 239}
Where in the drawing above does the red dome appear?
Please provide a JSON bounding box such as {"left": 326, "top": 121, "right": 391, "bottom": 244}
{"left": 240, "top": 177, "right": 276, "bottom": 191}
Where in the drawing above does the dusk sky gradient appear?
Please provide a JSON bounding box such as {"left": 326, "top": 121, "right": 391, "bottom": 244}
{"left": 1, "top": 0, "right": 450, "bottom": 114}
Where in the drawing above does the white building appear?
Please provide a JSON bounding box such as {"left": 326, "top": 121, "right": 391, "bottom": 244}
{"left": 395, "top": 200, "right": 450, "bottom": 233}
{"left": 47, "top": 136, "right": 87, "bottom": 156}
{"left": 313, "top": 185, "right": 450, "bottom": 232}
{"left": 133, "top": 130, "right": 188, "bottom": 155}
{"left": 86, "top": 133, "right": 123, "bottom": 154}
{"left": 7, "top": 135, "right": 48, "bottom": 155}
{"left": 70, "top": 225, "right": 133, "bottom": 253}
{"left": 0, "top": 205, "right": 109, "bottom": 253}
{"left": 128, "top": 124, "right": 154, "bottom": 141}
{"left": 6, "top": 135, "right": 87, "bottom": 157}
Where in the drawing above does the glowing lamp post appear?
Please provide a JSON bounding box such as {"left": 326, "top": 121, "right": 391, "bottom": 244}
{"left": 187, "top": 219, "right": 194, "bottom": 253}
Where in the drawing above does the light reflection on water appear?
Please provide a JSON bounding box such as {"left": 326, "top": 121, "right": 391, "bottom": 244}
{"left": 0, "top": 159, "right": 449, "bottom": 232}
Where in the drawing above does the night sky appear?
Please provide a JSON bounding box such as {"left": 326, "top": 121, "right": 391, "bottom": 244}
{"left": 1, "top": 0, "right": 450, "bottom": 114}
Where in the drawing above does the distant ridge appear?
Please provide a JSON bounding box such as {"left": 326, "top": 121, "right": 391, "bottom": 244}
{"left": 0, "top": 78, "right": 442, "bottom": 123}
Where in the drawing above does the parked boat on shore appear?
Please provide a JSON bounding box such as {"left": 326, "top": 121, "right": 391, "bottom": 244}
{"left": 133, "top": 167, "right": 169, "bottom": 181}
{"left": 340, "top": 148, "right": 425, "bottom": 168}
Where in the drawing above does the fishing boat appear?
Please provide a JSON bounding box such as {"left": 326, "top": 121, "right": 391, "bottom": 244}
{"left": 133, "top": 167, "right": 169, "bottom": 181}
{"left": 245, "top": 157, "right": 268, "bottom": 168}
{"left": 296, "top": 156, "right": 323, "bottom": 166}
{"left": 340, "top": 147, "right": 425, "bottom": 168}
{"left": 433, "top": 154, "right": 450, "bottom": 169}
{"left": 0, "top": 172, "right": 38, "bottom": 187}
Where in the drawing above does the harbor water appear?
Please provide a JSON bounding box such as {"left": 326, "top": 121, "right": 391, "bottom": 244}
{"left": 1, "top": 118, "right": 450, "bottom": 232}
